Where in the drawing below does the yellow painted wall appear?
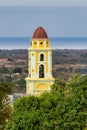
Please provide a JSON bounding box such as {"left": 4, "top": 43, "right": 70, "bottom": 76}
{"left": 33, "top": 41, "right": 37, "bottom": 48}
{"left": 36, "top": 52, "right": 39, "bottom": 62}
{"left": 34, "top": 82, "right": 50, "bottom": 89}
{"left": 34, "top": 81, "right": 44, "bottom": 86}
{"left": 46, "top": 41, "right": 49, "bottom": 48}
{"left": 36, "top": 84, "right": 48, "bottom": 90}
{"left": 34, "top": 83, "right": 49, "bottom": 96}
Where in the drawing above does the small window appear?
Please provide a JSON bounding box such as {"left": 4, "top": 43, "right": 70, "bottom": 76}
{"left": 40, "top": 42, "right": 44, "bottom": 48}
{"left": 40, "top": 54, "right": 44, "bottom": 61}
{"left": 46, "top": 42, "right": 49, "bottom": 47}
{"left": 33, "top": 42, "right": 37, "bottom": 48}
{"left": 40, "top": 42, "right": 43, "bottom": 44}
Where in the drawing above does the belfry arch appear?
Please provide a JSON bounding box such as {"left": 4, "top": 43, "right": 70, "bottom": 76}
{"left": 39, "top": 64, "right": 44, "bottom": 78}
{"left": 40, "top": 54, "right": 44, "bottom": 61}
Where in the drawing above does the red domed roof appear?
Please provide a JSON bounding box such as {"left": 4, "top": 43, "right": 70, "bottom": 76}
{"left": 32, "top": 26, "right": 48, "bottom": 39}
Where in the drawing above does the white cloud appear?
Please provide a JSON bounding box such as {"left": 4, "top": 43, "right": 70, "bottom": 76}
{"left": 0, "top": 0, "right": 87, "bottom": 7}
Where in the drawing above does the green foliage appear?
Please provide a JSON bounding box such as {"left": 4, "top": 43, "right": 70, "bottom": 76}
{"left": 14, "top": 77, "right": 26, "bottom": 92}
{"left": 0, "top": 83, "right": 13, "bottom": 130}
{"left": 5, "top": 96, "right": 40, "bottom": 130}
{"left": 5, "top": 75, "right": 87, "bottom": 130}
{"left": 51, "top": 78, "right": 66, "bottom": 91}
{"left": 65, "top": 75, "right": 87, "bottom": 129}
{"left": 52, "top": 67, "right": 75, "bottom": 81}
{"left": 13, "top": 67, "right": 22, "bottom": 73}
{"left": 0, "top": 67, "right": 9, "bottom": 74}
{"left": 0, "top": 77, "right": 4, "bottom": 82}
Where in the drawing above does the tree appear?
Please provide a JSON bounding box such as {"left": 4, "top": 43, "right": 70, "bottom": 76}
{"left": 0, "top": 83, "right": 12, "bottom": 130}
{"left": 5, "top": 75, "right": 87, "bottom": 130}
{"left": 65, "top": 74, "right": 87, "bottom": 129}
{"left": 13, "top": 67, "right": 22, "bottom": 73}
{"left": 15, "top": 77, "right": 26, "bottom": 92}
{"left": 5, "top": 96, "right": 40, "bottom": 130}
{"left": 0, "top": 66, "right": 9, "bottom": 74}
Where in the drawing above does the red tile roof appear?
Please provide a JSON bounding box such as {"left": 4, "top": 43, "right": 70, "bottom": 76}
{"left": 32, "top": 26, "right": 48, "bottom": 39}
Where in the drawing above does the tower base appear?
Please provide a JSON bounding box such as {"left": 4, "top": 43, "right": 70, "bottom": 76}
{"left": 25, "top": 77, "right": 54, "bottom": 96}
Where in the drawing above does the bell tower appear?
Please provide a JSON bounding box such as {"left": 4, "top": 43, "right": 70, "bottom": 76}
{"left": 25, "top": 26, "right": 54, "bottom": 96}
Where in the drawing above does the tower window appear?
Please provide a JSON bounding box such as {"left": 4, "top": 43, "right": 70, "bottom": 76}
{"left": 39, "top": 64, "right": 44, "bottom": 78}
{"left": 40, "top": 42, "right": 44, "bottom": 48}
{"left": 40, "top": 54, "right": 44, "bottom": 61}
{"left": 46, "top": 42, "right": 49, "bottom": 47}
{"left": 33, "top": 42, "right": 37, "bottom": 48}
{"left": 40, "top": 42, "right": 43, "bottom": 44}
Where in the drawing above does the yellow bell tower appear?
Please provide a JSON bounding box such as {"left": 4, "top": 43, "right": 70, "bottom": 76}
{"left": 25, "top": 26, "right": 54, "bottom": 96}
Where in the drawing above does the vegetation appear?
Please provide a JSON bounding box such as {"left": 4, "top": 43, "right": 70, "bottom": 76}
{"left": 0, "top": 49, "right": 87, "bottom": 129}
{"left": 5, "top": 75, "right": 87, "bottom": 130}
{"left": 0, "top": 82, "right": 13, "bottom": 130}
{"left": 0, "top": 65, "right": 26, "bottom": 93}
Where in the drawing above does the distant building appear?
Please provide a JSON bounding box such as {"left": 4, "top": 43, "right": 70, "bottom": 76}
{"left": 25, "top": 26, "right": 54, "bottom": 96}
{"left": 8, "top": 93, "right": 25, "bottom": 104}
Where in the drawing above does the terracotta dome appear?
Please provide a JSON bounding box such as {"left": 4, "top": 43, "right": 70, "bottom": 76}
{"left": 32, "top": 26, "right": 48, "bottom": 39}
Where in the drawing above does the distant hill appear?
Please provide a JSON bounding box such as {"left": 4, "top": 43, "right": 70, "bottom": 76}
{"left": 0, "top": 49, "right": 87, "bottom": 64}
{"left": 52, "top": 49, "right": 87, "bottom": 65}
{"left": 0, "top": 49, "right": 87, "bottom": 84}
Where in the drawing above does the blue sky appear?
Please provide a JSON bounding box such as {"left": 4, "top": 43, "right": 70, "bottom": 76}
{"left": 0, "top": 0, "right": 87, "bottom": 37}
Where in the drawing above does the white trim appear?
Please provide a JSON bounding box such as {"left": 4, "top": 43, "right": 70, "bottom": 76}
{"left": 31, "top": 51, "right": 36, "bottom": 77}
{"left": 48, "top": 50, "right": 52, "bottom": 77}
{"left": 29, "top": 81, "right": 34, "bottom": 95}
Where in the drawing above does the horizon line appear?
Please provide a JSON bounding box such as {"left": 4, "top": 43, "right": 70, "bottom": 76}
{"left": 0, "top": 36, "right": 87, "bottom": 38}
{"left": 0, "top": 48, "right": 87, "bottom": 50}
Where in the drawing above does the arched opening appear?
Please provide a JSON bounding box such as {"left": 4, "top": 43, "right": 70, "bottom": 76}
{"left": 40, "top": 54, "right": 44, "bottom": 61}
{"left": 40, "top": 42, "right": 43, "bottom": 44}
{"left": 33, "top": 42, "right": 37, "bottom": 48}
{"left": 35, "top": 83, "right": 49, "bottom": 96}
{"left": 40, "top": 42, "right": 44, "bottom": 48}
{"left": 39, "top": 64, "right": 44, "bottom": 78}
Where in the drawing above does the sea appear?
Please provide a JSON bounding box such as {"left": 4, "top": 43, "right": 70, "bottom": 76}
{"left": 0, "top": 37, "right": 87, "bottom": 50}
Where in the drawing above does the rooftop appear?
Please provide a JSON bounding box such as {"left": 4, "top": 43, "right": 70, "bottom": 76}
{"left": 32, "top": 26, "right": 48, "bottom": 39}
